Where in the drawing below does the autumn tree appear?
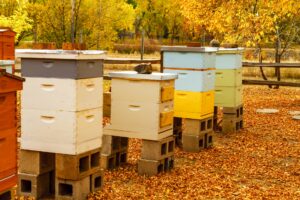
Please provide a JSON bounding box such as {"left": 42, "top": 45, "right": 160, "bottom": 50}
{"left": 135, "top": 0, "right": 186, "bottom": 43}
{"left": 0, "top": 0, "right": 32, "bottom": 43}
{"left": 180, "top": 0, "right": 300, "bottom": 86}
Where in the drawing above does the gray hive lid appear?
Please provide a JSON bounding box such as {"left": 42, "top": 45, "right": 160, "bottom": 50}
{"left": 16, "top": 49, "right": 106, "bottom": 60}
{"left": 109, "top": 71, "right": 178, "bottom": 80}
{"left": 161, "top": 46, "right": 218, "bottom": 53}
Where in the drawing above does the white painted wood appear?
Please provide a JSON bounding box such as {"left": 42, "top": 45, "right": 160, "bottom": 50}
{"left": 111, "top": 78, "right": 174, "bottom": 103}
{"left": 21, "top": 77, "right": 103, "bottom": 111}
{"left": 109, "top": 101, "right": 173, "bottom": 140}
{"left": 16, "top": 49, "right": 106, "bottom": 60}
{"left": 104, "top": 127, "right": 173, "bottom": 141}
{"left": 21, "top": 108, "right": 103, "bottom": 155}
{"left": 109, "top": 71, "right": 177, "bottom": 80}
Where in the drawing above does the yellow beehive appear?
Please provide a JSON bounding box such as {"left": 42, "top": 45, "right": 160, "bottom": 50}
{"left": 174, "top": 90, "right": 215, "bottom": 119}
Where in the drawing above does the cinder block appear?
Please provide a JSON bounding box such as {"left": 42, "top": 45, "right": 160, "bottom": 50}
{"left": 101, "top": 135, "right": 128, "bottom": 155}
{"left": 141, "top": 136, "right": 175, "bottom": 160}
{"left": 56, "top": 148, "right": 101, "bottom": 180}
{"left": 0, "top": 189, "right": 13, "bottom": 200}
{"left": 19, "top": 150, "right": 55, "bottom": 175}
{"left": 223, "top": 104, "right": 244, "bottom": 117}
{"left": 90, "top": 169, "right": 104, "bottom": 192}
{"left": 100, "top": 150, "right": 127, "bottom": 170}
{"left": 222, "top": 117, "right": 243, "bottom": 133}
{"left": 18, "top": 172, "right": 53, "bottom": 199}
{"left": 183, "top": 117, "right": 213, "bottom": 136}
{"left": 138, "top": 156, "right": 174, "bottom": 176}
{"left": 182, "top": 134, "right": 205, "bottom": 152}
{"left": 55, "top": 176, "right": 90, "bottom": 200}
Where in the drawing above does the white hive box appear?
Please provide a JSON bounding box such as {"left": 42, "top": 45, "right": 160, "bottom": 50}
{"left": 104, "top": 71, "right": 177, "bottom": 140}
{"left": 21, "top": 108, "right": 102, "bottom": 155}
{"left": 21, "top": 77, "right": 103, "bottom": 111}
{"left": 161, "top": 46, "right": 217, "bottom": 69}
{"left": 215, "top": 48, "right": 244, "bottom": 69}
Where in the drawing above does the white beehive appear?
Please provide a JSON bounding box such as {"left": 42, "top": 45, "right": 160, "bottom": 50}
{"left": 104, "top": 71, "right": 177, "bottom": 141}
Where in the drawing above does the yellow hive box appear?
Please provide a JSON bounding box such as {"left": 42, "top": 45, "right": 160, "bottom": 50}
{"left": 174, "top": 90, "right": 214, "bottom": 119}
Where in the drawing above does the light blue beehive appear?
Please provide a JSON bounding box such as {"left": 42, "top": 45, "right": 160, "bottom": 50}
{"left": 162, "top": 46, "right": 217, "bottom": 69}
{"left": 215, "top": 48, "right": 244, "bottom": 69}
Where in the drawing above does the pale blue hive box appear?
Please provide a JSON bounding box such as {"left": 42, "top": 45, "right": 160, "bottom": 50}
{"left": 164, "top": 69, "right": 215, "bottom": 92}
{"left": 215, "top": 48, "right": 244, "bottom": 69}
{"left": 161, "top": 46, "right": 217, "bottom": 69}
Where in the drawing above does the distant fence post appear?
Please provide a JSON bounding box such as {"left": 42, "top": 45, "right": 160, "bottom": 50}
{"left": 141, "top": 30, "right": 144, "bottom": 61}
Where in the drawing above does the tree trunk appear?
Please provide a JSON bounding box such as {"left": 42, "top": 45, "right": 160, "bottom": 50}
{"left": 274, "top": 38, "right": 281, "bottom": 89}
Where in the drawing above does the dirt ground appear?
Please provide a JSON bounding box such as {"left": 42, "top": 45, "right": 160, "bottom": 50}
{"left": 90, "top": 85, "right": 300, "bottom": 200}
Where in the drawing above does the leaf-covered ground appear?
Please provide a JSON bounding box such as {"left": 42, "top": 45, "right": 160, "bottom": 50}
{"left": 90, "top": 86, "right": 300, "bottom": 200}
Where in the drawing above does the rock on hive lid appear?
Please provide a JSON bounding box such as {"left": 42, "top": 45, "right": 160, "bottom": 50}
{"left": 109, "top": 71, "right": 178, "bottom": 80}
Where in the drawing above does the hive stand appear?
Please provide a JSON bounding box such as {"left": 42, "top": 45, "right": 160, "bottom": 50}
{"left": 222, "top": 104, "right": 244, "bottom": 133}
{"left": 101, "top": 136, "right": 128, "bottom": 170}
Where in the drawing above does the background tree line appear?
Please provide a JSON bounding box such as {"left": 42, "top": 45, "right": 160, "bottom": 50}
{"left": 0, "top": 0, "right": 299, "bottom": 62}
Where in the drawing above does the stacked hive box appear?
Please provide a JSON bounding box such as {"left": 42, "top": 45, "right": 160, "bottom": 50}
{"left": 104, "top": 71, "right": 177, "bottom": 176}
{"left": 0, "top": 28, "right": 15, "bottom": 74}
{"left": 18, "top": 50, "right": 105, "bottom": 199}
{"left": 215, "top": 48, "right": 244, "bottom": 133}
{"left": 0, "top": 28, "right": 16, "bottom": 74}
{"left": 0, "top": 70, "right": 24, "bottom": 199}
{"left": 162, "top": 46, "right": 217, "bottom": 152}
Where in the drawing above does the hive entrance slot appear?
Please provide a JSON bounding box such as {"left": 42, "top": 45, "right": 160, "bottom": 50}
{"left": 59, "top": 183, "right": 73, "bottom": 196}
